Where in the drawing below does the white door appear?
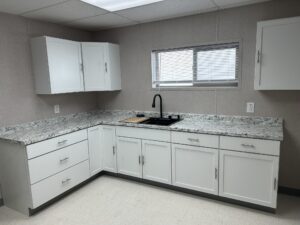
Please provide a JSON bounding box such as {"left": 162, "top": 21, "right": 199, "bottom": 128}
{"left": 219, "top": 150, "right": 279, "bottom": 208}
{"left": 142, "top": 140, "right": 171, "bottom": 184}
{"left": 47, "top": 37, "right": 84, "bottom": 93}
{"left": 255, "top": 17, "right": 300, "bottom": 90}
{"left": 172, "top": 144, "right": 219, "bottom": 195}
{"left": 88, "top": 126, "right": 102, "bottom": 176}
{"left": 81, "top": 43, "right": 107, "bottom": 91}
{"left": 117, "top": 137, "right": 142, "bottom": 178}
{"left": 101, "top": 126, "right": 117, "bottom": 173}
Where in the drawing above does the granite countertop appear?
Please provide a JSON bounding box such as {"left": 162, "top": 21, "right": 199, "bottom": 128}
{"left": 0, "top": 110, "right": 284, "bottom": 145}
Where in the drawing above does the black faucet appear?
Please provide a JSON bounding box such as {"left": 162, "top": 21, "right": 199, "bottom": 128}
{"left": 152, "top": 94, "right": 163, "bottom": 118}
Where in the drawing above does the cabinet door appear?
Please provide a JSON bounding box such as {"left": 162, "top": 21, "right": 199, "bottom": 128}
{"left": 117, "top": 137, "right": 142, "bottom": 178}
{"left": 81, "top": 43, "right": 106, "bottom": 91}
{"left": 101, "top": 126, "right": 117, "bottom": 173}
{"left": 172, "top": 144, "right": 219, "bottom": 195}
{"left": 47, "top": 37, "right": 84, "bottom": 93}
{"left": 88, "top": 126, "right": 102, "bottom": 176}
{"left": 104, "top": 43, "right": 121, "bottom": 91}
{"left": 255, "top": 17, "right": 300, "bottom": 90}
{"left": 142, "top": 140, "right": 171, "bottom": 184}
{"left": 219, "top": 150, "right": 279, "bottom": 208}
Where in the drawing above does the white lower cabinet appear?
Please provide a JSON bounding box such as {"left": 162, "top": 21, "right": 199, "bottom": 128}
{"left": 219, "top": 150, "right": 279, "bottom": 208}
{"left": 88, "top": 126, "right": 102, "bottom": 176}
{"left": 117, "top": 137, "right": 142, "bottom": 178}
{"left": 172, "top": 144, "right": 219, "bottom": 195}
{"left": 31, "top": 160, "right": 90, "bottom": 208}
{"left": 142, "top": 140, "right": 171, "bottom": 184}
{"left": 101, "top": 126, "right": 117, "bottom": 173}
{"left": 28, "top": 140, "right": 89, "bottom": 184}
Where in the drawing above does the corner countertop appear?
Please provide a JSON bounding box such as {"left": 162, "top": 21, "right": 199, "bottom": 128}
{"left": 0, "top": 110, "right": 283, "bottom": 145}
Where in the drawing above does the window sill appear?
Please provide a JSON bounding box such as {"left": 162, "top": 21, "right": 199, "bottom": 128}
{"left": 151, "top": 85, "right": 240, "bottom": 91}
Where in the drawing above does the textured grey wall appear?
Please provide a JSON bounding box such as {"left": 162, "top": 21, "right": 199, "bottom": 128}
{"left": 0, "top": 12, "right": 98, "bottom": 127}
{"left": 94, "top": 0, "right": 300, "bottom": 189}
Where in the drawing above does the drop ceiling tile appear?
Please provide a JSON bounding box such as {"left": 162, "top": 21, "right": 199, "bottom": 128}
{"left": 213, "top": 0, "right": 270, "bottom": 9}
{"left": 67, "top": 13, "right": 137, "bottom": 31}
{"left": 116, "top": 0, "right": 217, "bottom": 23}
{"left": 22, "top": 0, "right": 108, "bottom": 24}
{"left": 0, "top": 0, "right": 67, "bottom": 15}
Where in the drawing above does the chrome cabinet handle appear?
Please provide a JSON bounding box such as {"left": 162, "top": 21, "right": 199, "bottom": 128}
{"left": 139, "top": 156, "right": 141, "bottom": 165}
{"left": 105, "top": 62, "right": 108, "bottom": 73}
{"left": 241, "top": 143, "right": 255, "bottom": 148}
{"left": 113, "top": 146, "right": 116, "bottom": 155}
{"left": 58, "top": 140, "right": 68, "bottom": 145}
{"left": 142, "top": 156, "right": 145, "bottom": 165}
{"left": 61, "top": 178, "right": 71, "bottom": 184}
{"left": 59, "top": 157, "right": 69, "bottom": 163}
{"left": 274, "top": 178, "right": 277, "bottom": 191}
{"left": 257, "top": 50, "right": 261, "bottom": 64}
{"left": 215, "top": 168, "right": 218, "bottom": 179}
{"left": 188, "top": 138, "right": 199, "bottom": 142}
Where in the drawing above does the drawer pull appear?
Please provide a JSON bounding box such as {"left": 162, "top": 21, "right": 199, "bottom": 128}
{"left": 188, "top": 138, "right": 200, "bottom": 142}
{"left": 61, "top": 178, "right": 71, "bottom": 184}
{"left": 241, "top": 143, "right": 255, "bottom": 148}
{"left": 59, "top": 157, "right": 69, "bottom": 163}
{"left": 58, "top": 140, "right": 68, "bottom": 145}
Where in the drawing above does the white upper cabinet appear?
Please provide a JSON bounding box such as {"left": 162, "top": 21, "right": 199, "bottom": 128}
{"left": 81, "top": 43, "right": 121, "bottom": 91}
{"left": 31, "top": 37, "right": 121, "bottom": 94}
{"left": 255, "top": 17, "right": 300, "bottom": 90}
{"left": 31, "top": 36, "right": 84, "bottom": 94}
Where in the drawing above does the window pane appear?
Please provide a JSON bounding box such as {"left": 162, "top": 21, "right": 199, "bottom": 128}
{"left": 157, "top": 49, "right": 193, "bottom": 82}
{"left": 152, "top": 42, "right": 239, "bottom": 88}
{"left": 196, "top": 48, "right": 237, "bottom": 81}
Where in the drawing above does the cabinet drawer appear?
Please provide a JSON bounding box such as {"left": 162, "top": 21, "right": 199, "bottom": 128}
{"left": 171, "top": 132, "right": 219, "bottom": 148}
{"left": 220, "top": 136, "right": 280, "bottom": 156}
{"left": 116, "top": 127, "right": 170, "bottom": 142}
{"left": 31, "top": 160, "right": 89, "bottom": 208}
{"left": 28, "top": 141, "right": 89, "bottom": 184}
{"left": 27, "top": 129, "right": 88, "bottom": 159}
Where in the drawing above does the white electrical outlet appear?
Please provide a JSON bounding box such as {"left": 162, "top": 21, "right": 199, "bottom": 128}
{"left": 54, "top": 105, "right": 60, "bottom": 114}
{"left": 246, "top": 102, "right": 255, "bottom": 113}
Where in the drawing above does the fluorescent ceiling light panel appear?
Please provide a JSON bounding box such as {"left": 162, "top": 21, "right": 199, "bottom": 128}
{"left": 80, "top": 0, "right": 164, "bottom": 12}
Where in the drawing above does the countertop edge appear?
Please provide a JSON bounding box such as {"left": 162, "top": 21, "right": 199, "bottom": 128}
{"left": 0, "top": 120, "right": 284, "bottom": 146}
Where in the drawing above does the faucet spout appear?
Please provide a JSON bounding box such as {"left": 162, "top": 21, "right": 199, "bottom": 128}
{"left": 152, "top": 94, "right": 163, "bottom": 118}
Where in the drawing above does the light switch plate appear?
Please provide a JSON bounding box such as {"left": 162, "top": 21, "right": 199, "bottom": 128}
{"left": 246, "top": 102, "right": 255, "bottom": 113}
{"left": 54, "top": 105, "right": 60, "bottom": 114}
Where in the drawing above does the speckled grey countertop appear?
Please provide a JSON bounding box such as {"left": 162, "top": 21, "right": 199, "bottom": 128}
{"left": 0, "top": 110, "right": 283, "bottom": 145}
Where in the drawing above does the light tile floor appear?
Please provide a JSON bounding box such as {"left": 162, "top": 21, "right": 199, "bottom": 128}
{"left": 0, "top": 175, "right": 300, "bottom": 225}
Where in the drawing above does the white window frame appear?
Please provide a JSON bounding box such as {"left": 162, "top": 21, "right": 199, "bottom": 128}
{"left": 151, "top": 41, "right": 241, "bottom": 89}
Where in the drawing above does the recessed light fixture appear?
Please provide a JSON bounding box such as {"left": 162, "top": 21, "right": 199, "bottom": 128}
{"left": 80, "top": 0, "right": 164, "bottom": 12}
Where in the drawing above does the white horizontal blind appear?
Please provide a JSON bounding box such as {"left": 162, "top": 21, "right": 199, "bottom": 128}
{"left": 152, "top": 42, "right": 239, "bottom": 88}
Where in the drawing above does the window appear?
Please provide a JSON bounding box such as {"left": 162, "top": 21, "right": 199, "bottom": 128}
{"left": 152, "top": 42, "right": 240, "bottom": 88}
